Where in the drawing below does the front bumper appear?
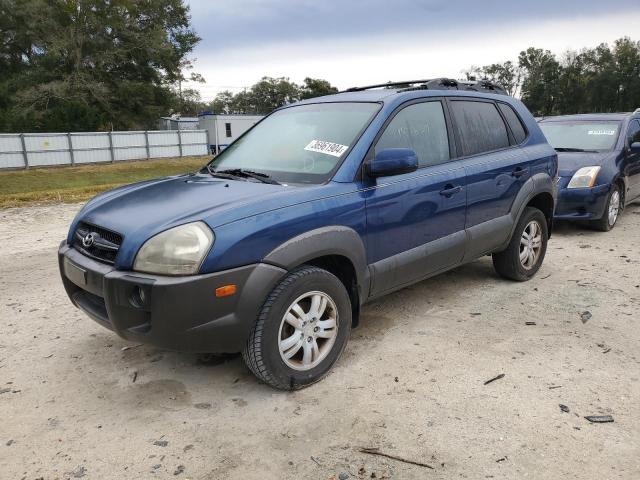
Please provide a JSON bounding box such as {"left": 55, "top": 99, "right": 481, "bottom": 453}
{"left": 58, "top": 243, "right": 286, "bottom": 353}
{"left": 553, "top": 179, "right": 610, "bottom": 221}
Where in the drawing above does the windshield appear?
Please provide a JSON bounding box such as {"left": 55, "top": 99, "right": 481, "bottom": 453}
{"left": 539, "top": 121, "right": 620, "bottom": 151}
{"left": 206, "top": 102, "right": 380, "bottom": 184}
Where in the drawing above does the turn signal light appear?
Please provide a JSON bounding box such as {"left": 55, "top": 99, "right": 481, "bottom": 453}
{"left": 215, "top": 284, "right": 237, "bottom": 297}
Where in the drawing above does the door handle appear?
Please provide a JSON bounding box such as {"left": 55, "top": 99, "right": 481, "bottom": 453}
{"left": 512, "top": 167, "right": 528, "bottom": 178}
{"left": 439, "top": 184, "right": 462, "bottom": 197}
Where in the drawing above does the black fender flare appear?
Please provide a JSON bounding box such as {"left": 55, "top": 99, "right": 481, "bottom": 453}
{"left": 501, "top": 173, "right": 556, "bottom": 250}
{"left": 263, "top": 226, "right": 370, "bottom": 299}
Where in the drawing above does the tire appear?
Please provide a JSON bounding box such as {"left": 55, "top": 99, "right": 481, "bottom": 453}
{"left": 492, "top": 207, "right": 548, "bottom": 281}
{"left": 242, "top": 265, "right": 351, "bottom": 390}
{"left": 589, "top": 185, "right": 621, "bottom": 232}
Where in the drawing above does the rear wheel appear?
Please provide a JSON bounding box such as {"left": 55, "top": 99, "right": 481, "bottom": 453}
{"left": 590, "top": 185, "right": 621, "bottom": 232}
{"left": 242, "top": 265, "right": 351, "bottom": 390}
{"left": 492, "top": 207, "right": 548, "bottom": 281}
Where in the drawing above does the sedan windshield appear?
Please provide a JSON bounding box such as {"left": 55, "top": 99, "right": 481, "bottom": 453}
{"left": 539, "top": 121, "right": 620, "bottom": 152}
{"left": 205, "top": 102, "right": 380, "bottom": 184}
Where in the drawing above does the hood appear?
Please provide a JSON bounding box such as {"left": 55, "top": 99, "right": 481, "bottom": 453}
{"left": 69, "top": 173, "right": 301, "bottom": 250}
{"left": 557, "top": 151, "right": 614, "bottom": 177}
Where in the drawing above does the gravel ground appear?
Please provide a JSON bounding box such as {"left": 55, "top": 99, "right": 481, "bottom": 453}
{"left": 1, "top": 201, "right": 639, "bottom": 480}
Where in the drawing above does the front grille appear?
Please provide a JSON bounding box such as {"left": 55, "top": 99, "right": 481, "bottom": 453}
{"left": 72, "top": 222, "right": 123, "bottom": 264}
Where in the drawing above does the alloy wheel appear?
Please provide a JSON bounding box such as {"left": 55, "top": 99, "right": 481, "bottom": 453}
{"left": 278, "top": 291, "right": 338, "bottom": 371}
{"left": 519, "top": 220, "right": 543, "bottom": 270}
{"left": 608, "top": 190, "right": 620, "bottom": 227}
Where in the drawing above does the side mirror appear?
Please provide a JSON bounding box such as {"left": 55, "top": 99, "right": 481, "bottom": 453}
{"left": 630, "top": 142, "right": 640, "bottom": 153}
{"left": 368, "top": 148, "right": 418, "bottom": 177}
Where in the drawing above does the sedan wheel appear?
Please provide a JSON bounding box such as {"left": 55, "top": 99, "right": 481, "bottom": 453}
{"left": 608, "top": 190, "right": 620, "bottom": 227}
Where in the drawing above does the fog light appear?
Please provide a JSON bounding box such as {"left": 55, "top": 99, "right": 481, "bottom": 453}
{"left": 130, "top": 286, "right": 147, "bottom": 308}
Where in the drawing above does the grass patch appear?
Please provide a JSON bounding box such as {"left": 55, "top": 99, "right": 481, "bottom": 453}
{"left": 0, "top": 156, "right": 210, "bottom": 208}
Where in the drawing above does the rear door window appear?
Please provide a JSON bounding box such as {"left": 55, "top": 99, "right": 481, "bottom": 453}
{"left": 375, "top": 101, "right": 450, "bottom": 167}
{"left": 498, "top": 103, "right": 527, "bottom": 144}
{"left": 450, "top": 100, "right": 510, "bottom": 156}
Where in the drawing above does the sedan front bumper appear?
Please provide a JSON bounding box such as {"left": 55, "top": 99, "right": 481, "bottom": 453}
{"left": 58, "top": 243, "right": 286, "bottom": 353}
{"left": 553, "top": 179, "right": 610, "bottom": 221}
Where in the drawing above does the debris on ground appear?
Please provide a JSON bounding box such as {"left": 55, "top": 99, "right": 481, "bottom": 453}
{"left": 68, "top": 466, "right": 87, "bottom": 478}
{"left": 525, "top": 322, "right": 536, "bottom": 326}
{"left": 194, "top": 402, "right": 211, "bottom": 409}
{"left": 338, "top": 473, "right": 349, "bottom": 480}
{"left": 483, "top": 374, "right": 505, "bottom": 385}
{"left": 559, "top": 404, "right": 570, "bottom": 413}
{"left": 6, "top": 439, "right": 14, "bottom": 446}
{"left": 131, "top": 371, "right": 138, "bottom": 383}
{"left": 496, "top": 457, "right": 507, "bottom": 463}
{"left": 548, "top": 385, "right": 562, "bottom": 390}
{"left": 580, "top": 311, "right": 592, "bottom": 324}
{"left": 584, "top": 415, "right": 614, "bottom": 423}
{"left": 310, "top": 456, "right": 322, "bottom": 466}
{"left": 173, "top": 465, "right": 185, "bottom": 475}
{"left": 121, "top": 344, "right": 143, "bottom": 352}
{"left": 153, "top": 440, "right": 169, "bottom": 447}
{"left": 358, "top": 447, "right": 434, "bottom": 469}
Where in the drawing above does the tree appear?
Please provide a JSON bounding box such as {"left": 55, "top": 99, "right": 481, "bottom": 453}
{"left": 300, "top": 77, "right": 338, "bottom": 99}
{"left": 464, "top": 61, "right": 522, "bottom": 96}
{"left": 0, "top": 0, "right": 200, "bottom": 132}
{"left": 518, "top": 48, "right": 562, "bottom": 116}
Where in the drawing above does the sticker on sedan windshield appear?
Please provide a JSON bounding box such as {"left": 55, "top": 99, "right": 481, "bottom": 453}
{"left": 588, "top": 130, "right": 616, "bottom": 136}
{"left": 304, "top": 139, "right": 349, "bottom": 157}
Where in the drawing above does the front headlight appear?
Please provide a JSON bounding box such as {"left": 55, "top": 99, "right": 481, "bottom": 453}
{"left": 134, "top": 222, "right": 214, "bottom": 275}
{"left": 567, "top": 166, "right": 601, "bottom": 189}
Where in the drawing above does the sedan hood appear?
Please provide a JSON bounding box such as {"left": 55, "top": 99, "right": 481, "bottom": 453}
{"left": 557, "top": 151, "right": 613, "bottom": 177}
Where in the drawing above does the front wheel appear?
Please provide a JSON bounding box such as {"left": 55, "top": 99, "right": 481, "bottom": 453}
{"left": 590, "top": 185, "right": 621, "bottom": 232}
{"left": 492, "top": 207, "right": 548, "bottom": 281}
{"left": 242, "top": 265, "right": 351, "bottom": 390}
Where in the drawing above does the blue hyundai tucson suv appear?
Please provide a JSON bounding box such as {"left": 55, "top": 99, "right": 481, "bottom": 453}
{"left": 539, "top": 111, "right": 640, "bottom": 231}
{"left": 59, "top": 78, "right": 557, "bottom": 389}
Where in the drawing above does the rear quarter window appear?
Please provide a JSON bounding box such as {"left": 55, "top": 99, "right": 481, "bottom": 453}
{"left": 498, "top": 103, "right": 527, "bottom": 144}
{"left": 450, "top": 100, "right": 510, "bottom": 156}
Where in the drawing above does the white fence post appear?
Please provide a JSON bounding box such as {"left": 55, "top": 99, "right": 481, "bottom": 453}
{"left": 108, "top": 131, "right": 115, "bottom": 163}
{"left": 19, "top": 133, "right": 29, "bottom": 169}
{"left": 144, "top": 130, "right": 150, "bottom": 159}
{"left": 177, "top": 129, "right": 183, "bottom": 157}
{"left": 67, "top": 132, "right": 75, "bottom": 165}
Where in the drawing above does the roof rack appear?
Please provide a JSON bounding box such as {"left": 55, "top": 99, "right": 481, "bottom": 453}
{"left": 343, "top": 78, "right": 508, "bottom": 96}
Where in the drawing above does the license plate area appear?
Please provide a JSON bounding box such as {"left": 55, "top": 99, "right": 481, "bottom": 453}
{"left": 64, "top": 258, "right": 87, "bottom": 287}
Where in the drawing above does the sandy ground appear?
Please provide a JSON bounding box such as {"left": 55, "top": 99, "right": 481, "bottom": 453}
{"left": 1, "top": 201, "right": 639, "bottom": 480}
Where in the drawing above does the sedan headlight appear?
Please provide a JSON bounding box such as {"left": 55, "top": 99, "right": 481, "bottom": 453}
{"left": 134, "top": 222, "right": 214, "bottom": 275}
{"left": 567, "top": 166, "right": 601, "bottom": 189}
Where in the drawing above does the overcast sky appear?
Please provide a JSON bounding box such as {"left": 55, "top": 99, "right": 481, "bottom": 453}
{"left": 185, "top": 0, "right": 640, "bottom": 101}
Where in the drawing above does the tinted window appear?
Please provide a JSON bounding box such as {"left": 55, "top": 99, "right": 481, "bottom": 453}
{"left": 498, "top": 103, "right": 527, "bottom": 144}
{"left": 376, "top": 101, "right": 450, "bottom": 167}
{"left": 450, "top": 101, "right": 510, "bottom": 156}
{"left": 628, "top": 120, "right": 640, "bottom": 145}
{"left": 225, "top": 123, "right": 232, "bottom": 137}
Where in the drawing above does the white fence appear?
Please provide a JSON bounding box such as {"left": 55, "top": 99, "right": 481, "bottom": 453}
{"left": 0, "top": 130, "right": 210, "bottom": 169}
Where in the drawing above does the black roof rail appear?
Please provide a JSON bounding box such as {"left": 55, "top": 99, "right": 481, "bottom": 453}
{"left": 342, "top": 77, "right": 508, "bottom": 95}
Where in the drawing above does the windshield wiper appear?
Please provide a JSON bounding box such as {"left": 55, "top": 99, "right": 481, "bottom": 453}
{"left": 218, "top": 168, "right": 281, "bottom": 185}
{"left": 554, "top": 147, "right": 599, "bottom": 153}
{"left": 204, "top": 164, "right": 244, "bottom": 181}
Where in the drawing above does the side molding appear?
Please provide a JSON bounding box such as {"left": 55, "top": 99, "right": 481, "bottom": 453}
{"left": 263, "top": 226, "right": 370, "bottom": 297}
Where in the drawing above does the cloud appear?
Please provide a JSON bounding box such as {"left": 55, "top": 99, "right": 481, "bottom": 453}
{"left": 184, "top": 0, "right": 640, "bottom": 100}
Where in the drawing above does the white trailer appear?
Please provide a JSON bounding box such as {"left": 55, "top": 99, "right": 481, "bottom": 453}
{"left": 197, "top": 113, "right": 263, "bottom": 154}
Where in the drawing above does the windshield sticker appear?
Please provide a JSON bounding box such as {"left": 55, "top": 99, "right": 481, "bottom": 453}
{"left": 588, "top": 130, "right": 616, "bottom": 136}
{"left": 304, "top": 139, "right": 349, "bottom": 157}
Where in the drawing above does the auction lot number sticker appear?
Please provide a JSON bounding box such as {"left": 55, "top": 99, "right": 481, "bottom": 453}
{"left": 304, "top": 139, "right": 349, "bottom": 157}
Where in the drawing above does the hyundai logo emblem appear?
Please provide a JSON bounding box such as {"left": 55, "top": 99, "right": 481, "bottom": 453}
{"left": 82, "top": 232, "right": 96, "bottom": 248}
